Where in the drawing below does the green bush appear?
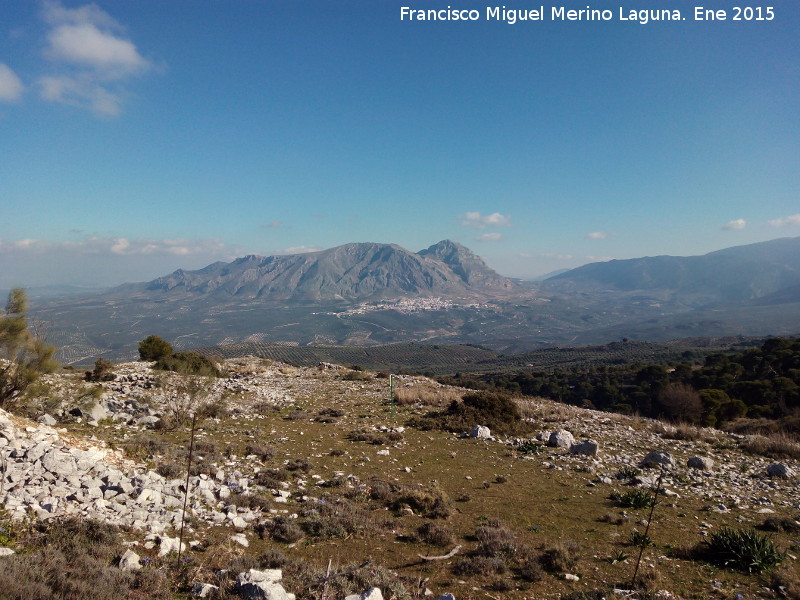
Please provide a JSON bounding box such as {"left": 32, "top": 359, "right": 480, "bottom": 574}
{"left": 703, "top": 527, "right": 785, "bottom": 573}
{"left": 613, "top": 489, "right": 655, "bottom": 509}
{"left": 154, "top": 351, "right": 222, "bottom": 377}
{"left": 138, "top": 335, "right": 173, "bottom": 361}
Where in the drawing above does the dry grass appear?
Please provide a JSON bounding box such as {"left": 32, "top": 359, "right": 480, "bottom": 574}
{"left": 392, "top": 384, "right": 462, "bottom": 407}
{"left": 740, "top": 431, "right": 800, "bottom": 460}
{"left": 516, "top": 397, "right": 579, "bottom": 422}
{"left": 654, "top": 421, "right": 719, "bottom": 443}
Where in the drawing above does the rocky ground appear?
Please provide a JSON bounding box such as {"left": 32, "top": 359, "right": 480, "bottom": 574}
{"left": 1, "top": 358, "right": 798, "bottom": 599}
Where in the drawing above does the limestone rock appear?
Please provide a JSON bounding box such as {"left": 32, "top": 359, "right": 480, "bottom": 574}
{"left": 119, "top": 549, "right": 142, "bottom": 571}
{"left": 569, "top": 439, "right": 599, "bottom": 456}
{"left": 641, "top": 450, "right": 674, "bottom": 469}
{"left": 687, "top": 456, "right": 714, "bottom": 471}
{"left": 548, "top": 430, "right": 575, "bottom": 448}
{"left": 469, "top": 426, "right": 491, "bottom": 439}
{"left": 193, "top": 582, "right": 219, "bottom": 598}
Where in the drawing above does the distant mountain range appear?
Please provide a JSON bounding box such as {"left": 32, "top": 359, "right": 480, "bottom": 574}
{"left": 133, "top": 240, "right": 516, "bottom": 302}
{"left": 31, "top": 236, "right": 800, "bottom": 364}
{"left": 544, "top": 236, "right": 800, "bottom": 306}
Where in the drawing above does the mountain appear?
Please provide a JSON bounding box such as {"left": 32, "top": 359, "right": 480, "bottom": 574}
{"left": 137, "top": 240, "right": 516, "bottom": 302}
{"left": 31, "top": 236, "right": 800, "bottom": 364}
{"left": 545, "top": 236, "right": 800, "bottom": 306}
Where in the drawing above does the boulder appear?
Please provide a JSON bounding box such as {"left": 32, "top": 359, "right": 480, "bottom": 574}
{"left": 569, "top": 439, "right": 599, "bottom": 456}
{"left": 548, "top": 430, "right": 575, "bottom": 448}
{"left": 119, "top": 549, "right": 142, "bottom": 571}
{"left": 235, "top": 569, "right": 294, "bottom": 600}
{"left": 640, "top": 450, "right": 674, "bottom": 469}
{"left": 767, "top": 463, "right": 795, "bottom": 478}
{"left": 687, "top": 456, "right": 714, "bottom": 471}
{"left": 469, "top": 426, "right": 491, "bottom": 439}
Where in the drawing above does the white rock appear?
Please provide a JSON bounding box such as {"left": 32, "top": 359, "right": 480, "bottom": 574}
{"left": 548, "top": 430, "right": 575, "bottom": 448}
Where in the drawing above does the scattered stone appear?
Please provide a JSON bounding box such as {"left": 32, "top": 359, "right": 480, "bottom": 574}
{"left": 548, "top": 430, "right": 575, "bottom": 448}
{"left": 119, "top": 549, "right": 142, "bottom": 571}
{"left": 687, "top": 456, "right": 714, "bottom": 471}
{"left": 767, "top": 463, "right": 795, "bottom": 478}
{"left": 569, "top": 439, "right": 599, "bottom": 456}
{"left": 641, "top": 450, "right": 674, "bottom": 469}
{"left": 235, "top": 569, "right": 294, "bottom": 600}
{"left": 436, "top": 594, "right": 456, "bottom": 600}
{"left": 37, "top": 414, "right": 57, "bottom": 426}
{"left": 231, "top": 533, "right": 249, "bottom": 547}
{"left": 0, "top": 547, "right": 15, "bottom": 557}
{"left": 564, "top": 573, "right": 580, "bottom": 581}
{"left": 192, "top": 582, "right": 219, "bottom": 598}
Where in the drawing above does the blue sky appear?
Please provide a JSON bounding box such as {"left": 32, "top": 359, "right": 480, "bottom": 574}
{"left": 1, "top": 0, "right": 798, "bottom": 288}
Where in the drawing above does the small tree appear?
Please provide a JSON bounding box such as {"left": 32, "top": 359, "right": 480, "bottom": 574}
{"left": 138, "top": 334, "right": 173, "bottom": 361}
{"left": 0, "top": 288, "right": 58, "bottom": 409}
{"left": 658, "top": 382, "right": 702, "bottom": 423}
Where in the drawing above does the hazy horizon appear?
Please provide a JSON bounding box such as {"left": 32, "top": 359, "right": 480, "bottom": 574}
{"left": 2, "top": 1, "right": 798, "bottom": 289}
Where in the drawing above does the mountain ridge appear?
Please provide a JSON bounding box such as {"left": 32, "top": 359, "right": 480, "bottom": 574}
{"left": 136, "top": 239, "right": 516, "bottom": 302}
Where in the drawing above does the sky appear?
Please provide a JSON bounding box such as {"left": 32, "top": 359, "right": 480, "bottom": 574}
{"left": 1, "top": 0, "right": 798, "bottom": 288}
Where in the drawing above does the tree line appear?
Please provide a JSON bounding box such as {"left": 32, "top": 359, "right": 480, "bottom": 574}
{"left": 440, "top": 337, "right": 800, "bottom": 428}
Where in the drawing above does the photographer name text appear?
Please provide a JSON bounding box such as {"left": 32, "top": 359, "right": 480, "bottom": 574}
{"left": 399, "top": 5, "right": 776, "bottom": 24}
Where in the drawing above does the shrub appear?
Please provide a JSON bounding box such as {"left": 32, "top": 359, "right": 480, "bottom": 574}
{"left": 475, "top": 519, "right": 516, "bottom": 558}
{"left": 410, "top": 391, "right": 533, "bottom": 436}
{"left": 614, "top": 466, "right": 641, "bottom": 480}
{"left": 254, "top": 468, "right": 290, "bottom": 489}
{"left": 155, "top": 351, "right": 222, "bottom": 377}
{"left": 613, "top": 490, "right": 655, "bottom": 509}
{"left": 540, "top": 539, "right": 581, "bottom": 573}
{"left": 138, "top": 334, "right": 173, "bottom": 361}
{"left": 702, "top": 527, "right": 785, "bottom": 573}
{"left": 299, "top": 498, "right": 375, "bottom": 539}
{"left": 761, "top": 517, "right": 800, "bottom": 534}
{"left": 0, "top": 518, "right": 171, "bottom": 600}
{"left": 285, "top": 458, "right": 312, "bottom": 473}
{"left": 245, "top": 443, "right": 274, "bottom": 461}
{"left": 452, "top": 556, "right": 507, "bottom": 576}
{"left": 268, "top": 516, "right": 304, "bottom": 543}
{"left": 415, "top": 522, "right": 454, "bottom": 547}
{"left": 84, "top": 357, "right": 115, "bottom": 382}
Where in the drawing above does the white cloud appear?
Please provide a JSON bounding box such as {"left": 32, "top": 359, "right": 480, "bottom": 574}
{"left": 46, "top": 23, "right": 148, "bottom": 76}
{"left": 585, "top": 231, "right": 609, "bottom": 239}
{"left": 0, "top": 236, "right": 229, "bottom": 257}
{"left": 279, "top": 245, "right": 322, "bottom": 254}
{"left": 540, "top": 252, "right": 574, "bottom": 260}
{"left": 585, "top": 255, "right": 614, "bottom": 262}
{"left": 39, "top": 74, "right": 122, "bottom": 115}
{"left": 476, "top": 233, "right": 504, "bottom": 242}
{"left": 0, "top": 63, "right": 25, "bottom": 101}
{"left": 459, "top": 211, "right": 512, "bottom": 229}
{"left": 37, "top": 2, "right": 154, "bottom": 116}
{"left": 769, "top": 213, "right": 800, "bottom": 227}
{"left": 722, "top": 218, "right": 746, "bottom": 231}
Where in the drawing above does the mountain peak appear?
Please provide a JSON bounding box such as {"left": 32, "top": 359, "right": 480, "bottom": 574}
{"left": 418, "top": 240, "right": 514, "bottom": 289}
{"left": 140, "top": 241, "right": 515, "bottom": 302}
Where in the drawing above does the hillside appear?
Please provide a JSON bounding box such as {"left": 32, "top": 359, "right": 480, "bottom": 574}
{"left": 545, "top": 236, "right": 800, "bottom": 307}
{"left": 1, "top": 359, "right": 798, "bottom": 599}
